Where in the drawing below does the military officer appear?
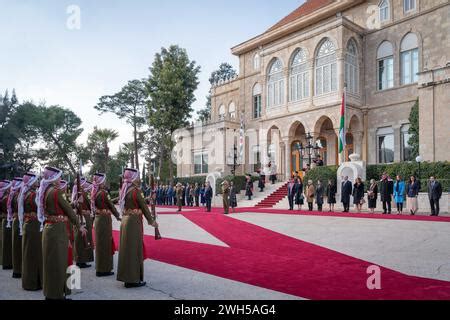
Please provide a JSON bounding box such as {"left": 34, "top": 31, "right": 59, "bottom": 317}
{"left": 18, "top": 172, "right": 42, "bottom": 291}
{"left": 176, "top": 183, "right": 183, "bottom": 212}
{"left": 7, "top": 177, "right": 24, "bottom": 278}
{"left": 38, "top": 166, "right": 87, "bottom": 300}
{"left": 0, "top": 180, "right": 12, "bottom": 269}
{"left": 72, "top": 178, "right": 94, "bottom": 268}
{"left": 91, "top": 173, "right": 121, "bottom": 277}
{"left": 117, "top": 168, "right": 158, "bottom": 288}
{"left": 222, "top": 180, "right": 230, "bottom": 215}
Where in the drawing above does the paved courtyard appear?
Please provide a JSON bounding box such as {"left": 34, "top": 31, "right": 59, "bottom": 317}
{"left": 1, "top": 207, "right": 450, "bottom": 300}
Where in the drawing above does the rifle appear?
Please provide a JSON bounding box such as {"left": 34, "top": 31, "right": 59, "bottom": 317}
{"left": 76, "top": 172, "right": 91, "bottom": 249}
{"left": 150, "top": 174, "right": 162, "bottom": 240}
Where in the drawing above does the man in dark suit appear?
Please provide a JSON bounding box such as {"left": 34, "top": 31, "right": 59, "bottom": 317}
{"left": 287, "top": 179, "right": 297, "bottom": 211}
{"left": 380, "top": 173, "right": 394, "bottom": 214}
{"left": 428, "top": 176, "right": 443, "bottom": 216}
{"left": 204, "top": 182, "right": 213, "bottom": 212}
{"left": 341, "top": 176, "right": 352, "bottom": 212}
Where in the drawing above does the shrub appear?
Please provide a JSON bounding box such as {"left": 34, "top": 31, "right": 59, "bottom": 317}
{"left": 303, "top": 162, "right": 450, "bottom": 192}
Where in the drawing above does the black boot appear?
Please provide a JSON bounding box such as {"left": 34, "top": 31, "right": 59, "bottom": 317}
{"left": 96, "top": 271, "right": 114, "bottom": 277}
{"left": 76, "top": 263, "right": 91, "bottom": 269}
{"left": 12, "top": 273, "right": 22, "bottom": 279}
{"left": 124, "top": 281, "right": 146, "bottom": 288}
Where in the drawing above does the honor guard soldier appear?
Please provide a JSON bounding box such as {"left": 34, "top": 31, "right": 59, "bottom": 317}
{"left": 222, "top": 180, "right": 230, "bottom": 215}
{"left": 91, "top": 173, "right": 121, "bottom": 277}
{"left": 1, "top": 180, "right": 12, "bottom": 269}
{"left": 117, "top": 168, "right": 158, "bottom": 288}
{"left": 18, "top": 172, "right": 42, "bottom": 291}
{"left": 38, "top": 167, "right": 87, "bottom": 300}
{"left": 71, "top": 178, "right": 94, "bottom": 268}
{"left": 7, "top": 177, "right": 24, "bottom": 278}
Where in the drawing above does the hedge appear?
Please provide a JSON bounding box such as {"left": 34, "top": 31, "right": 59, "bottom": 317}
{"left": 303, "top": 162, "right": 450, "bottom": 192}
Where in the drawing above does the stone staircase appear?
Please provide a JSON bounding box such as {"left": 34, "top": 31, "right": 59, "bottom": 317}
{"left": 255, "top": 182, "right": 289, "bottom": 208}
{"left": 236, "top": 181, "right": 288, "bottom": 208}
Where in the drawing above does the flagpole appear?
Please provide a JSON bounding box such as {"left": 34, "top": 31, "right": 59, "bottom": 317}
{"left": 338, "top": 86, "right": 347, "bottom": 166}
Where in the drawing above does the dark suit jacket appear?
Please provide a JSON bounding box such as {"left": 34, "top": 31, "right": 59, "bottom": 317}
{"left": 205, "top": 187, "right": 213, "bottom": 200}
{"left": 341, "top": 180, "right": 352, "bottom": 203}
{"left": 380, "top": 179, "right": 394, "bottom": 202}
{"left": 428, "top": 181, "right": 442, "bottom": 200}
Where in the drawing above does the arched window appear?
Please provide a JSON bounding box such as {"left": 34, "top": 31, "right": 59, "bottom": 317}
{"left": 345, "top": 40, "right": 359, "bottom": 95}
{"left": 289, "top": 49, "right": 309, "bottom": 102}
{"left": 218, "top": 104, "right": 226, "bottom": 121}
{"left": 401, "top": 33, "right": 419, "bottom": 85}
{"left": 267, "top": 58, "right": 285, "bottom": 108}
{"left": 253, "top": 83, "right": 262, "bottom": 119}
{"left": 379, "top": 0, "right": 390, "bottom": 22}
{"left": 377, "top": 41, "right": 394, "bottom": 90}
{"left": 228, "top": 102, "right": 236, "bottom": 119}
{"left": 253, "top": 53, "right": 261, "bottom": 70}
{"left": 315, "top": 38, "right": 337, "bottom": 95}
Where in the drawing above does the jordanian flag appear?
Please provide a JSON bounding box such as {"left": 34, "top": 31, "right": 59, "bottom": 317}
{"left": 338, "top": 88, "right": 346, "bottom": 154}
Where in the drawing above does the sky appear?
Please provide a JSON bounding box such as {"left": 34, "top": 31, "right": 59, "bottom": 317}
{"left": 0, "top": 0, "right": 305, "bottom": 155}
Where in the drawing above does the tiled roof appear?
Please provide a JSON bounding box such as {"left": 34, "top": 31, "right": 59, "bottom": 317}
{"left": 267, "top": 0, "right": 336, "bottom": 32}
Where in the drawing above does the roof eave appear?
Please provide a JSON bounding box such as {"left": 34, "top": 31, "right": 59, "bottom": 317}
{"left": 231, "top": 0, "right": 363, "bottom": 56}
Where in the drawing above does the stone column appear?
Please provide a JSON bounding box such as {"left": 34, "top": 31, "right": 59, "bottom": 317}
{"left": 362, "top": 110, "right": 369, "bottom": 163}
{"left": 353, "top": 131, "right": 364, "bottom": 158}
{"left": 393, "top": 125, "right": 401, "bottom": 163}
{"left": 282, "top": 136, "right": 291, "bottom": 180}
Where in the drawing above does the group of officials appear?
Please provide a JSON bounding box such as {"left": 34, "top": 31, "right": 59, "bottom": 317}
{"left": 0, "top": 166, "right": 158, "bottom": 300}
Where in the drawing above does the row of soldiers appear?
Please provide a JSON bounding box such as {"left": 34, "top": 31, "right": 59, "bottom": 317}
{"left": 0, "top": 166, "right": 158, "bottom": 300}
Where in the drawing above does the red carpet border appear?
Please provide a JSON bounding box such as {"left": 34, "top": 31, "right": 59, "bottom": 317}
{"left": 113, "top": 209, "right": 450, "bottom": 300}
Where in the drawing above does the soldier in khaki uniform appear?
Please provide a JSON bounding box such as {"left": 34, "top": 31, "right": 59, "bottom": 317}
{"left": 117, "top": 168, "right": 158, "bottom": 288}
{"left": 176, "top": 183, "right": 183, "bottom": 212}
{"left": 0, "top": 180, "right": 12, "bottom": 269}
{"left": 7, "top": 177, "right": 24, "bottom": 278}
{"left": 91, "top": 173, "right": 121, "bottom": 277}
{"left": 18, "top": 172, "right": 42, "bottom": 291}
{"left": 222, "top": 180, "right": 230, "bottom": 215}
{"left": 71, "top": 179, "right": 94, "bottom": 268}
{"left": 37, "top": 166, "right": 87, "bottom": 300}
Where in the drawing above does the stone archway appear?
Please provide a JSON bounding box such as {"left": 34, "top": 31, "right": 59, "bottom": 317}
{"left": 313, "top": 116, "right": 339, "bottom": 166}
{"left": 288, "top": 121, "right": 307, "bottom": 176}
{"left": 347, "top": 115, "right": 364, "bottom": 161}
{"left": 266, "top": 125, "right": 283, "bottom": 179}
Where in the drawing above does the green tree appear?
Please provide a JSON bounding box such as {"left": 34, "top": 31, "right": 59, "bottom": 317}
{"left": 33, "top": 105, "right": 85, "bottom": 175}
{"left": 146, "top": 45, "right": 200, "bottom": 182}
{"left": 94, "top": 80, "right": 147, "bottom": 171}
{"left": 408, "top": 99, "right": 419, "bottom": 158}
{"left": 86, "top": 127, "right": 119, "bottom": 173}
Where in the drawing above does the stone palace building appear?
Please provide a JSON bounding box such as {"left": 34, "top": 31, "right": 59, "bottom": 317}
{"left": 175, "top": 0, "right": 450, "bottom": 180}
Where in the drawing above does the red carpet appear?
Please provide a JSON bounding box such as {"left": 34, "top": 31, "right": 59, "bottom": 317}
{"left": 255, "top": 183, "right": 288, "bottom": 208}
{"left": 113, "top": 211, "right": 450, "bottom": 300}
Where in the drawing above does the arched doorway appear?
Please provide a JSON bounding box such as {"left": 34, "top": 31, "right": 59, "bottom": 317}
{"left": 266, "top": 125, "right": 283, "bottom": 178}
{"left": 345, "top": 133, "right": 354, "bottom": 162}
{"left": 314, "top": 116, "right": 338, "bottom": 166}
{"left": 289, "top": 121, "right": 306, "bottom": 176}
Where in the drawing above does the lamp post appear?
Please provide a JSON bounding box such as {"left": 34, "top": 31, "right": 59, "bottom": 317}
{"left": 227, "top": 143, "right": 238, "bottom": 176}
{"left": 416, "top": 155, "right": 423, "bottom": 181}
{"left": 296, "top": 133, "right": 321, "bottom": 168}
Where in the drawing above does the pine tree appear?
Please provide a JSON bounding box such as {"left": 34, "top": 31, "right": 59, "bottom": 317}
{"left": 408, "top": 99, "right": 419, "bottom": 158}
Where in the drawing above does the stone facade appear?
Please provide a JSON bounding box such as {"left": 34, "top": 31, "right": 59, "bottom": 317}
{"left": 175, "top": 0, "right": 450, "bottom": 179}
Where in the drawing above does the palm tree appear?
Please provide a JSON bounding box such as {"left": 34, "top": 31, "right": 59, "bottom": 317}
{"left": 87, "top": 127, "right": 119, "bottom": 173}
